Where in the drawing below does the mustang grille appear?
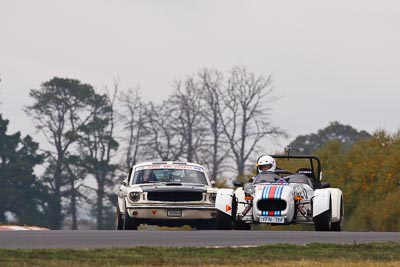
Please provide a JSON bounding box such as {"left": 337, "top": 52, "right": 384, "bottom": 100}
{"left": 147, "top": 191, "right": 203, "bottom": 202}
{"left": 257, "top": 199, "right": 287, "bottom": 211}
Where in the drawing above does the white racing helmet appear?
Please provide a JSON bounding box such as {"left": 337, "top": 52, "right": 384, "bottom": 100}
{"left": 256, "top": 155, "right": 276, "bottom": 172}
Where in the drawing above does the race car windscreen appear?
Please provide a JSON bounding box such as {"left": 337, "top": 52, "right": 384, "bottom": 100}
{"left": 253, "top": 172, "right": 280, "bottom": 184}
{"left": 132, "top": 167, "right": 207, "bottom": 185}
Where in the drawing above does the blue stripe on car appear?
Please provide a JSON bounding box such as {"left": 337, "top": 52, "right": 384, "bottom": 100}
{"left": 275, "top": 186, "right": 283, "bottom": 216}
{"left": 262, "top": 185, "right": 268, "bottom": 216}
{"left": 261, "top": 185, "right": 285, "bottom": 217}
{"left": 262, "top": 185, "right": 271, "bottom": 216}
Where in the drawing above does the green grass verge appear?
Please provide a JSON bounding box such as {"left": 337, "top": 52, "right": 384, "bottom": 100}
{"left": 0, "top": 242, "right": 399, "bottom": 267}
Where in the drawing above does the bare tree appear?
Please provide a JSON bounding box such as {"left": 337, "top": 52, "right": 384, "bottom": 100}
{"left": 197, "top": 68, "right": 230, "bottom": 180}
{"left": 220, "top": 66, "right": 286, "bottom": 178}
{"left": 118, "top": 86, "right": 148, "bottom": 168}
{"left": 145, "top": 101, "right": 185, "bottom": 161}
{"left": 168, "top": 77, "right": 207, "bottom": 162}
{"left": 116, "top": 66, "right": 285, "bottom": 182}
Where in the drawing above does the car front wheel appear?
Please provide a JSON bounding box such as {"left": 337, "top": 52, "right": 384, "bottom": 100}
{"left": 233, "top": 220, "right": 251, "bottom": 230}
{"left": 196, "top": 219, "right": 217, "bottom": 230}
{"left": 313, "top": 209, "right": 331, "bottom": 231}
{"left": 116, "top": 207, "right": 124, "bottom": 230}
{"left": 123, "top": 208, "right": 138, "bottom": 230}
{"left": 216, "top": 211, "right": 233, "bottom": 230}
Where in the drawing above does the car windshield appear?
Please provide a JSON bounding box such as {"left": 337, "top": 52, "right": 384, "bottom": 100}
{"left": 132, "top": 167, "right": 207, "bottom": 185}
{"left": 253, "top": 172, "right": 315, "bottom": 188}
{"left": 253, "top": 172, "right": 281, "bottom": 184}
{"left": 285, "top": 174, "right": 315, "bottom": 188}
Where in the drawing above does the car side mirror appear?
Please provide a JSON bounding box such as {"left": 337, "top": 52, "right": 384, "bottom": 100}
{"left": 210, "top": 180, "right": 216, "bottom": 187}
{"left": 321, "top": 182, "right": 330, "bottom": 188}
{"left": 233, "top": 180, "right": 244, "bottom": 187}
{"left": 122, "top": 180, "right": 128, "bottom": 186}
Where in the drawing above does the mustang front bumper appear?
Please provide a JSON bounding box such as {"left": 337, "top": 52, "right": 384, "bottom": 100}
{"left": 126, "top": 205, "right": 218, "bottom": 220}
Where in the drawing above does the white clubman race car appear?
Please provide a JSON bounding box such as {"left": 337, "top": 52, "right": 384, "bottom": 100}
{"left": 116, "top": 162, "right": 234, "bottom": 230}
{"left": 232, "top": 154, "right": 344, "bottom": 231}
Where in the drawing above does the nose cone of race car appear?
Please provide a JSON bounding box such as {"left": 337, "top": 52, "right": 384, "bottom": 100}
{"left": 253, "top": 184, "right": 295, "bottom": 223}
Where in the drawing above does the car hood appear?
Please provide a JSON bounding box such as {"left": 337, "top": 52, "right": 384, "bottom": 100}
{"left": 136, "top": 182, "right": 210, "bottom": 193}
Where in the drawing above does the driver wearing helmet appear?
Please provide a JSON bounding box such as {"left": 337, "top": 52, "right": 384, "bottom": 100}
{"left": 257, "top": 155, "right": 276, "bottom": 173}
{"left": 251, "top": 155, "right": 280, "bottom": 184}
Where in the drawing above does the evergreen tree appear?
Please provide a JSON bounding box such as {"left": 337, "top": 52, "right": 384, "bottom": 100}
{"left": 288, "top": 121, "right": 371, "bottom": 154}
{"left": 26, "top": 77, "right": 95, "bottom": 229}
{"left": 0, "top": 115, "right": 51, "bottom": 226}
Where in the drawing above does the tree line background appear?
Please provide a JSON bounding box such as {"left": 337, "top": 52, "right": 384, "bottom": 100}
{"left": 0, "top": 67, "right": 399, "bottom": 232}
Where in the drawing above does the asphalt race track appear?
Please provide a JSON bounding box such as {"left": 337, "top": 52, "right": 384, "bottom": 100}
{"left": 0, "top": 230, "right": 399, "bottom": 249}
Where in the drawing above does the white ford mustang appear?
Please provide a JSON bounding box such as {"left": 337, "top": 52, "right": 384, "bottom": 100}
{"left": 233, "top": 155, "right": 344, "bottom": 231}
{"left": 116, "top": 161, "right": 234, "bottom": 230}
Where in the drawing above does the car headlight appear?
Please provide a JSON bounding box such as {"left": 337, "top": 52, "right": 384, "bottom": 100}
{"left": 243, "top": 182, "right": 255, "bottom": 195}
{"left": 293, "top": 184, "right": 304, "bottom": 196}
{"left": 128, "top": 192, "right": 141, "bottom": 202}
{"left": 209, "top": 193, "right": 217, "bottom": 203}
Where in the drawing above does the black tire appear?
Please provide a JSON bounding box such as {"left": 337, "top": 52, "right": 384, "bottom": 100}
{"left": 233, "top": 221, "right": 251, "bottom": 230}
{"left": 216, "top": 211, "right": 233, "bottom": 230}
{"left": 116, "top": 207, "right": 124, "bottom": 230}
{"left": 196, "top": 220, "right": 217, "bottom": 230}
{"left": 331, "top": 200, "right": 344, "bottom": 232}
{"left": 313, "top": 210, "right": 331, "bottom": 231}
{"left": 331, "top": 220, "right": 341, "bottom": 231}
{"left": 123, "top": 208, "right": 138, "bottom": 230}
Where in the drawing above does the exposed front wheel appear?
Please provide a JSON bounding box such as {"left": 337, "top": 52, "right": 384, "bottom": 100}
{"left": 313, "top": 210, "right": 331, "bottom": 231}
{"left": 233, "top": 221, "right": 251, "bottom": 230}
{"left": 196, "top": 220, "right": 217, "bottom": 230}
{"left": 216, "top": 211, "right": 233, "bottom": 230}
{"left": 196, "top": 211, "right": 233, "bottom": 230}
{"left": 331, "top": 219, "right": 342, "bottom": 231}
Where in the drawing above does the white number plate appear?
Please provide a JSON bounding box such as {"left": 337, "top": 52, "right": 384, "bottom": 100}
{"left": 167, "top": 210, "right": 182, "bottom": 217}
{"left": 259, "top": 216, "right": 285, "bottom": 223}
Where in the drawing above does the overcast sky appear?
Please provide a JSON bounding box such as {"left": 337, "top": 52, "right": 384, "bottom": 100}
{"left": 1, "top": 0, "right": 400, "bottom": 152}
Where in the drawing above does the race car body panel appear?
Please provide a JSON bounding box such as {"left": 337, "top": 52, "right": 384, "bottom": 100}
{"left": 253, "top": 184, "right": 295, "bottom": 224}
{"left": 117, "top": 161, "right": 233, "bottom": 230}
{"left": 329, "top": 188, "right": 343, "bottom": 222}
{"left": 232, "top": 154, "right": 344, "bottom": 231}
{"left": 215, "top": 188, "right": 235, "bottom": 216}
{"left": 233, "top": 187, "right": 253, "bottom": 223}
{"left": 312, "top": 189, "right": 331, "bottom": 217}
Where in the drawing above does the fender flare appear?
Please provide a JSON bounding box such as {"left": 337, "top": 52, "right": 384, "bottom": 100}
{"left": 215, "top": 188, "right": 235, "bottom": 216}
{"left": 312, "top": 188, "right": 331, "bottom": 218}
{"left": 329, "top": 188, "right": 343, "bottom": 223}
